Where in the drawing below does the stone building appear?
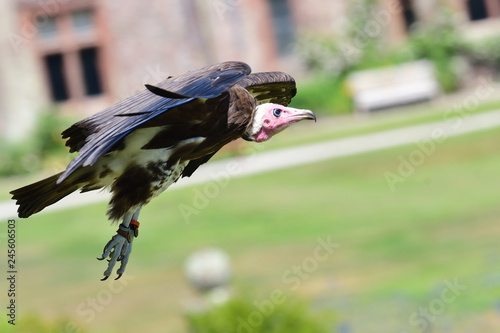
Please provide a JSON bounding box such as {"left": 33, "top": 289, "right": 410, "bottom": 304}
{"left": 1, "top": 0, "right": 499, "bottom": 141}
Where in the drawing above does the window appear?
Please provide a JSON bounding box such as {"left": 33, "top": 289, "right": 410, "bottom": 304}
{"left": 79, "top": 47, "right": 102, "bottom": 96}
{"left": 34, "top": 7, "right": 105, "bottom": 102}
{"left": 72, "top": 9, "right": 94, "bottom": 32}
{"left": 400, "top": 0, "right": 417, "bottom": 32}
{"left": 467, "top": 0, "right": 488, "bottom": 21}
{"left": 268, "top": 0, "right": 294, "bottom": 55}
{"left": 37, "top": 15, "right": 58, "bottom": 38}
{"left": 44, "top": 53, "right": 69, "bottom": 101}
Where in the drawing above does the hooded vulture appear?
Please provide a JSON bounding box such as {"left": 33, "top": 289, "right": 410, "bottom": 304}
{"left": 10, "top": 61, "right": 316, "bottom": 280}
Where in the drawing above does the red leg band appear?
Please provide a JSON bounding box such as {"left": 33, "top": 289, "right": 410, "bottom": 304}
{"left": 130, "top": 219, "right": 140, "bottom": 228}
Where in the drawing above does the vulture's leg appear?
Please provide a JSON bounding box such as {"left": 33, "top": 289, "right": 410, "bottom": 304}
{"left": 97, "top": 207, "right": 142, "bottom": 281}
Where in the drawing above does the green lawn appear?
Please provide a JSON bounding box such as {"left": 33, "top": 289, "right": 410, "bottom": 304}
{"left": 3, "top": 126, "right": 500, "bottom": 332}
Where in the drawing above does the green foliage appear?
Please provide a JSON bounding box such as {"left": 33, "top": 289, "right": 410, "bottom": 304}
{"left": 463, "top": 35, "right": 500, "bottom": 72}
{"left": 344, "top": 0, "right": 380, "bottom": 62}
{"left": 296, "top": 0, "right": 384, "bottom": 78}
{"left": 186, "top": 295, "right": 332, "bottom": 333}
{"left": 296, "top": 34, "right": 348, "bottom": 77}
{"left": 407, "top": 7, "right": 464, "bottom": 92}
{"left": 0, "top": 112, "right": 70, "bottom": 177}
{"left": 290, "top": 75, "right": 352, "bottom": 115}
{"left": 33, "top": 111, "right": 69, "bottom": 155}
{"left": 0, "top": 141, "right": 41, "bottom": 176}
{"left": 0, "top": 315, "right": 90, "bottom": 333}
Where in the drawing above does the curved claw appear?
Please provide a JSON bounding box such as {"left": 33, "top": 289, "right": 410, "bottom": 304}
{"left": 98, "top": 218, "right": 139, "bottom": 281}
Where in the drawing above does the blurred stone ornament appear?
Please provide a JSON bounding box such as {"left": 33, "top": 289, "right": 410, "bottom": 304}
{"left": 185, "top": 248, "right": 232, "bottom": 293}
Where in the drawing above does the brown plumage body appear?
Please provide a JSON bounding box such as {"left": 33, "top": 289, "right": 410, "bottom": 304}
{"left": 11, "top": 62, "right": 298, "bottom": 221}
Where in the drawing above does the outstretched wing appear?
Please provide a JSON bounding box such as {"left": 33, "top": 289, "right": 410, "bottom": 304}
{"left": 59, "top": 61, "right": 251, "bottom": 183}
{"left": 238, "top": 71, "right": 296, "bottom": 106}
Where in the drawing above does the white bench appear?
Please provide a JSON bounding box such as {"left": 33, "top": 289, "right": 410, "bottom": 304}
{"left": 347, "top": 60, "right": 440, "bottom": 113}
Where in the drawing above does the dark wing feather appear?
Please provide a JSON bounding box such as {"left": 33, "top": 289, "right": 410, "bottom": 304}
{"left": 182, "top": 152, "right": 218, "bottom": 178}
{"left": 237, "top": 71, "right": 296, "bottom": 106}
{"left": 144, "top": 84, "right": 190, "bottom": 99}
{"left": 58, "top": 61, "right": 251, "bottom": 183}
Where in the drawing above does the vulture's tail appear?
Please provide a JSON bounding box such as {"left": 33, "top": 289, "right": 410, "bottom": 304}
{"left": 10, "top": 172, "right": 80, "bottom": 218}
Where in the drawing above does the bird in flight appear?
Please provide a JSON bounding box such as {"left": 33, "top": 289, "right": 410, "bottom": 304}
{"left": 10, "top": 61, "right": 316, "bottom": 281}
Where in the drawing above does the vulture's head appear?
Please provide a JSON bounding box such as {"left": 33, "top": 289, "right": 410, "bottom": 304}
{"left": 246, "top": 103, "right": 316, "bottom": 142}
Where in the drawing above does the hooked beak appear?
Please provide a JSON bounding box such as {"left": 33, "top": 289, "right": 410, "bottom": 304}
{"left": 287, "top": 108, "right": 317, "bottom": 123}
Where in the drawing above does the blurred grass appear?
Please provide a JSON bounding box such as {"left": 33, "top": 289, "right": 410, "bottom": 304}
{"left": 6, "top": 125, "right": 500, "bottom": 332}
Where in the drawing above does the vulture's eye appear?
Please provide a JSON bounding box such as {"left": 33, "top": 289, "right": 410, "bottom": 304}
{"left": 273, "top": 108, "right": 282, "bottom": 117}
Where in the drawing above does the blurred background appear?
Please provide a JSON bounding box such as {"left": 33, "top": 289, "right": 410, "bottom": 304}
{"left": 2, "top": 0, "right": 500, "bottom": 332}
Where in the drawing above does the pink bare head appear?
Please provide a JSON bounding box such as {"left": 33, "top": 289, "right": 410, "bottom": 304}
{"left": 245, "top": 103, "right": 316, "bottom": 142}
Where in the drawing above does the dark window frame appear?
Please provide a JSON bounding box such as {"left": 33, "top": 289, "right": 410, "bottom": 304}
{"left": 44, "top": 53, "right": 69, "bottom": 101}
{"left": 268, "top": 0, "right": 295, "bottom": 55}
{"left": 79, "top": 47, "right": 103, "bottom": 96}
{"left": 400, "top": 0, "right": 417, "bottom": 32}
{"left": 35, "top": 6, "right": 104, "bottom": 102}
{"left": 467, "top": 0, "right": 489, "bottom": 21}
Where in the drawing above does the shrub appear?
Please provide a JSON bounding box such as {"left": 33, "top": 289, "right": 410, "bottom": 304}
{"left": 463, "top": 35, "right": 500, "bottom": 73}
{"left": 0, "top": 112, "right": 71, "bottom": 177}
{"left": 0, "top": 141, "right": 41, "bottom": 177}
{"left": 407, "top": 7, "right": 464, "bottom": 92}
{"left": 186, "top": 294, "right": 332, "bottom": 333}
{"left": 33, "top": 111, "right": 70, "bottom": 155}
{"left": 290, "top": 75, "right": 352, "bottom": 115}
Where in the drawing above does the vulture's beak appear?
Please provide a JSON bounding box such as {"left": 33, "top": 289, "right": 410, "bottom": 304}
{"left": 286, "top": 108, "right": 317, "bottom": 123}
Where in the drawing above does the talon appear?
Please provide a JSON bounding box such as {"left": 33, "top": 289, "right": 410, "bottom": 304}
{"left": 98, "top": 214, "right": 140, "bottom": 281}
{"left": 101, "top": 239, "right": 113, "bottom": 253}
